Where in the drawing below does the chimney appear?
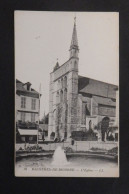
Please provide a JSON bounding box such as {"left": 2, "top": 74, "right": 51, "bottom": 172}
{"left": 23, "top": 82, "right": 32, "bottom": 91}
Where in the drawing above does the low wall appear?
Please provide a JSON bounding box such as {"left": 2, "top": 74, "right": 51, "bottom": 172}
{"left": 15, "top": 141, "right": 118, "bottom": 152}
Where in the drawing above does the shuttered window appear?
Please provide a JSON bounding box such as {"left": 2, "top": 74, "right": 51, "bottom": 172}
{"left": 21, "top": 112, "right": 26, "bottom": 122}
{"left": 31, "top": 113, "right": 35, "bottom": 122}
{"left": 21, "top": 97, "right": 26, "bottom": 108}
{"left": 31, "top": 99, "right": 36, "bottom": 110}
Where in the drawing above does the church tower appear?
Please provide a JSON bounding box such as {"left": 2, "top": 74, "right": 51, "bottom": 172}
{"left": 67, "top": 17, "right": 79, "bottom": 137}
{"left": 48, "top": 17, "right": 79, "bottom": 140}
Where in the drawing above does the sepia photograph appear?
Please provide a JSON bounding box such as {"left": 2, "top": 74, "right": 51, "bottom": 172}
{"left": 15, "top": 11, "right": 119, "bottom": 177}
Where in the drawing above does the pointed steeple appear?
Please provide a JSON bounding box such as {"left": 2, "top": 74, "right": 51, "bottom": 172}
{"left": 70, "top": 17, "right": 78, "bottom": 49}
{"left": 69, "top": 17, "right": 79, "bottom": 59}
{"left": 53, "top": 58, "right": 59, "bottom": 72}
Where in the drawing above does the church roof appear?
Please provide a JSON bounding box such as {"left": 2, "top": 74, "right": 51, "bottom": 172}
{"left": 78, "top": 75, "right": 118, "bottom": 99}
{"left": 93, "top": 96, "right": 116, "bottom": 106}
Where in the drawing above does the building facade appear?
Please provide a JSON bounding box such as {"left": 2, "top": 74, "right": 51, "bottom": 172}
{"left": 48, "top": 19, "right": 118, "bottom": 141}
{"left": 16, "top": 79, "right": 40, "bottom": 124}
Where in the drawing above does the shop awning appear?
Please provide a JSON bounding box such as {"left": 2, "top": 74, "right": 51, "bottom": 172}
{"left": 18, "top": 128, "right": 38, "bottom": 136}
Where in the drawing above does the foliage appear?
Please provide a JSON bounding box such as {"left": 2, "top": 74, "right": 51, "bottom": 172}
{"left": 108, "top": 147, "right": 118, "bottom": 154}
{"left": 17, "top": 121, "right": 37, "bottom": 129}
{"left": 71, "top": 130, "right": 98, "bottom": 141}
{"left": 64, "top": 147, "right": 74, "bottom": 153}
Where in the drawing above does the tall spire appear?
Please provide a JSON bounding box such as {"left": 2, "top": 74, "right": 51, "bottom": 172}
{"left": 70, "top": 16, "right": 79, "bottom": 50}
{"left": 69, "top": 16, "right": 79, "bottom": 59}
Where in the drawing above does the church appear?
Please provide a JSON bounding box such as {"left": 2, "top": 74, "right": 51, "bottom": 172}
{"left": 48, "top": 18, "right": 118, "bottom": 141}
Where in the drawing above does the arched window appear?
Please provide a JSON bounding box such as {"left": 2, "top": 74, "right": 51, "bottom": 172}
{"left": 74, "top": 61, "right": 77, "bottom": 69}
{"left": 61, "top": 78, "right": 63, "bottom": 88}
{"left": 74, "top": 60, "right": 77, "bottom": 68}
{"left": 53, "top": 109, "right": 56, "bottom": 122}
{"left": 64, "top": 88, "right": 67, "bottom": 103}
{"left": 64, "top": 76, "right": 67, "bottom": 88}
{"left": 56, "top": 92, "right": 59, "bottom": 104}
{"left": 60, "top": 90, "right": 63, "bottom": 103}
{"left": 58, "top": 79, "right": 60, "bottom": 90}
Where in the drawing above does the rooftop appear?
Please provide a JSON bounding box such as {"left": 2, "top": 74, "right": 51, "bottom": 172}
{"left": 16, "top": 79, "right": 41, "bottom": 97}
{"left": 78, "top": 75, "right": 118, "bottom": 99}
{"left": 93, "top": 96, "right": 116, "bottom": 106}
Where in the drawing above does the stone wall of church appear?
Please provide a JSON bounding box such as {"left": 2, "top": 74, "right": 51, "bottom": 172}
{"left": 53, "top": 60, "right": 70, "bottom": 81}
{"left": 76, "top": 94, "right": 82, "bottom": 130}
{"left": 54, "top": 103, "right": 67, "bottom": 139}
{"left": 67, "top": 59, "right": 79, "bottom": 135}
{"left": 98, "top": 105, "right": 116, "bottom": 117}
{"left": 92, "top": 98, "right": 98, "bottom": 115}
{"left": 48, "top": 73, "right": 54, "bottom": 137}
{"left": 48, "top": 57, "right": 79, "bottom": 139}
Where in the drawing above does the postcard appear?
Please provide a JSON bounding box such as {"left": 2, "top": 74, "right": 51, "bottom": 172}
{"left": 15, "top": 11, "right": 119, "bottom": 177}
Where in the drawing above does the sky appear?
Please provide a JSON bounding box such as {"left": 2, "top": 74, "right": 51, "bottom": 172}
{"left": 15, "top": 11, "right": 119, "bottom": 118}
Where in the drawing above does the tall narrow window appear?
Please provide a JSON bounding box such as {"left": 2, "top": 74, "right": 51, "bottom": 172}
{"left": 31, "top": 113, "right": 35, "bottom": 122}
{"left": 61, "top": 78, "right": 63, "bottom": 88}
{"left": 60, "top": 90, "right": 63, "bottom": 103}
{"left": 64, "top": 76, "right": 67, "bottom": 88}
{"left": 64, "top": 88, "right": 67, "bottom": 102}
{"left": 74, "top": 60, "right": 77, "bottom": 68}
{"left": 21, "top": 97, "right": 26, "bottom": 108}
{"left": 31, "top": 98, "right": 36, "bottom": 110}
{"left": 58, "top": 80, "right": 60, "bottom": 90}
{"left": 56, "top": 92, "right": 59, "bottom": 104}
{"left": 21, "top": 112, "right": 26, "bottom": 122}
